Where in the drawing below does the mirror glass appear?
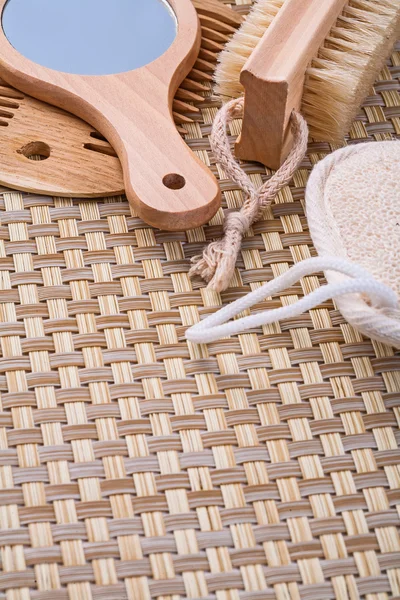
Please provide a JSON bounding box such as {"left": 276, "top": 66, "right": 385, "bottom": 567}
{"left": 2, "top": 0, "right": 177, "bottom": 75}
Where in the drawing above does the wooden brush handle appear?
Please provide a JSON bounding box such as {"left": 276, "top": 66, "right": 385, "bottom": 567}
{"left": 236, "top": 0, "right": 348, "bottom": 169}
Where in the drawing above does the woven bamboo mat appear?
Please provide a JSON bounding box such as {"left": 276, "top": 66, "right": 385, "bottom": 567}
{"left": 0, "top": 1, "right": 400, "bottom": 598}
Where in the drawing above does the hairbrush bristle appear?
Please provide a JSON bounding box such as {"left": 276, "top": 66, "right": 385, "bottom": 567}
{"left": 215, "top": 0, "right": 400, "bottom": 141}
{"left": 302, "top": 0, "right": 400, "bottom": 141}
{"left": 214, "top": 0, "right": 285, "bottom": 99}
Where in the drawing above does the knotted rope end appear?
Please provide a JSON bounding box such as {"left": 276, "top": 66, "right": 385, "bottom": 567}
{"left": 189, "top": 241, "right": 237, "bottom": 293}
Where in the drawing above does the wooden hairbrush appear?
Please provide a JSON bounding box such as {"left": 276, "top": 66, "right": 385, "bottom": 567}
{"left": 216, "top": 0, "right": 400, "bottom": 169}
{"left": 236, "top": 0, "right": 348, "bottom": 168}
{"left": 0, "top": 0, "right": 221, "bottom": 230}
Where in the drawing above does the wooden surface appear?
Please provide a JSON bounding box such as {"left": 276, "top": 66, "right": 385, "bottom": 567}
{"left": 0, "top": 0, "right": 221, "bottom": 230}
{"left": 236, "top": 0, "right": 348, "bottom": 169}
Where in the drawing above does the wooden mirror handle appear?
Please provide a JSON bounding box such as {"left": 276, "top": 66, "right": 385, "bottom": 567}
{"left": 86, "top": 75, "right": 221, "bottom": 231}
{"left": 117, "top": 116, "right": 221, "bottom": 231}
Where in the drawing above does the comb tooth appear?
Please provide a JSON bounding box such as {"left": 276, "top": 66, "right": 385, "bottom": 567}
{"left": 188, "top": 68, "right": 213, "bottom": 83}
{"left": 181, "top": 78, "right": 209, "bottom": 92}
{"left": 175, "top": 88, "right": 205, "bottom": 103}
{"left": 173, "top": 99, "right": 199, "bottom": 114}
{"left": 0, "top": 86, "right": 24, "bottom": 100}
{"left": 200, "top": 37, "right": 224, "bottom": 53}
{"left": 233, "top": 5, "right": 252, "bottom": 17}
{"left": 201, "top": 26, "right": 231, "bottom": 44}
{"left": 191, "top": 0, "right": 243, "bottom": 28}
{"left": 176, "top": 125, "right": 188, "bottom": 135}
{"left": 85, "top": 133, "right": 117, "bottom": 156}
{"left": 194, "top": 57, "right": 216, "bottom": 74}
{"left": 0, "top": 108, "right": 14, "bottom": 119}
{"left": 199, "top": 14, "right": 237, "bottom": 35}
{"left": 198, "top": 48, "right": 218, "bottom": 64}
{"left": 0, "top": 98, "right": 19, "bottom": 109}
{"left": 173, "top": 112, "right": 194, "bottom": 125}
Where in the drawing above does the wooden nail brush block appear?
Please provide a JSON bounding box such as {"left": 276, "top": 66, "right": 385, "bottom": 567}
{"left": 236, "top": 0, "right": 349, "bottom": 169}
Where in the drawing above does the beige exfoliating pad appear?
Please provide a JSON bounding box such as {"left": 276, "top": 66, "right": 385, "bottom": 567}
{"left": 306, "top": 140, "right": 400, "bottom": 347}
{"left": 324, "top": 141, "right": 400, "bottom": 299}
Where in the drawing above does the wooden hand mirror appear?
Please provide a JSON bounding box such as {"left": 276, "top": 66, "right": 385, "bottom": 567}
{"left": 0, "top": 0, "right": 221, "bottom": 230}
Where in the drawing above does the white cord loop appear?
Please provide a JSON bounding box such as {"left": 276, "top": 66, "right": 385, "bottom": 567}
{"left": 185, "top": 257, "right": 398, "bottom": 344}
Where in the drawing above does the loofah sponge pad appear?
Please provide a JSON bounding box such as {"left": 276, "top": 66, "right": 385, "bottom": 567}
{"left": 305, "top": 140, "right": 400, "bottom": 348}
{"left": 326, "top": 141, "right": 400, "bottom": 299}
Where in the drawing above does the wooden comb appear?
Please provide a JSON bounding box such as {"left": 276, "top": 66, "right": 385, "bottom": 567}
{"left": 0, "top": 80, "right": 124, "bottom": 197}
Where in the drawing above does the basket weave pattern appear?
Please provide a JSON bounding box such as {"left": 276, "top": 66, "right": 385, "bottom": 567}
{"left": 0, "top": 4, "right": 399, "bottom": 598}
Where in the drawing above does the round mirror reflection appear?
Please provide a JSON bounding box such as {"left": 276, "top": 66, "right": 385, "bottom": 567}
{"left": 2, "top": 0, "right": 177, "bottom": 76}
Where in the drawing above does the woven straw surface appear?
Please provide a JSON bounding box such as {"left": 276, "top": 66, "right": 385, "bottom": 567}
{"left": 0, "top": 2, "right": 400, "bottom": 598}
